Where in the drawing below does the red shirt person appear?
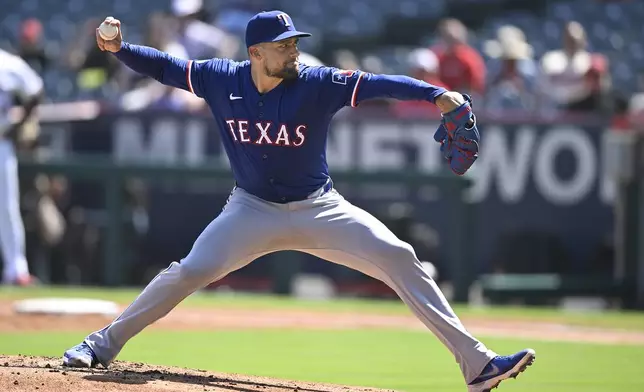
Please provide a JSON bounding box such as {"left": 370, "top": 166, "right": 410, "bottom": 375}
{"left": 431, "top": 18, "right": 486, "bottom": 98}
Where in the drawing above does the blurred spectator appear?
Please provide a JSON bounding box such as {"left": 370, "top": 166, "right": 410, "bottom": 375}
{"left": 361, "top": 54, "right": 385, "bottom": 74}
{"left": 298, "top": 52, "right": 324, "bottom": 67}
{"left": 539, "top": 21, "right": 611, "bottom": 112}
{"left": 627, "top": 70, "right": 644, "bottom": 129}
{"left": 123, "top": 12, "right": 190, "bottom": 90}
{"left": 169, "top": 0, "right": 240, "bottom": 60}
{"left": 64, "top": 17, "right": 126, "bottom": 99}
{"left": 17, "top": 18, "right": 51, "bottom": 75}
{"left": 392, "top": 48, "right": 446, "bottom": 116}
{"left": 120, "top": 12, "right": 204, "bottom": 112}
{"left": 22, "top": 175, "right": 67, "bottom": 284}
{"left": 333, "top": 49, "right": 361, "bottom": 71}
{"left": 431, "top": 18, "right": 486, "bottom": 98}
{"left": 211, "top": 0, "right": 265, "bottom": 37}
{"left": 407, "top": 48, "right": 449, "bottom": 88}
{"left": 483, "top": 25, "right": 539, "bottom": 111}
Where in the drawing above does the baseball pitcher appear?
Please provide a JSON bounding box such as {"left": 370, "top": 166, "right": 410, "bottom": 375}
{"left": 63, "top": 12, "right": 535, "bottom": 392}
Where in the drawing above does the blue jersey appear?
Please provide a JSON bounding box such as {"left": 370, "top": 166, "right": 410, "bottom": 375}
{"left": 114, "top": 43, "right": 447, "bottom": 203}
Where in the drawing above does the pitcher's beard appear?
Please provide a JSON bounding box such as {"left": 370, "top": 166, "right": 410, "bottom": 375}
{"left": 266, "top": 63, "right": 299, "bottom": 80}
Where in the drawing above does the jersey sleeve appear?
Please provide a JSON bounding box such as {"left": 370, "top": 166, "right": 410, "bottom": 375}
{"left": 114, "top": 42, "right": 227, "bottom": 99}
{"left": 186, "top": 58, "right": 227, "bottom": 99}
{"left": 310, "top": 66, "right": 366, "bottom": 113}
{"left": 312, "top": 66, "right": 447, "bottom": 114}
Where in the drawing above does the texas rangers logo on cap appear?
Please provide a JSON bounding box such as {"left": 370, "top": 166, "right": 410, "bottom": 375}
{"left": 276, "top": 13, "right": 291, "bottom": 27}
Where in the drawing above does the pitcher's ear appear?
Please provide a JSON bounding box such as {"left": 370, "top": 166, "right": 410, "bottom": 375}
{"left": 249, "top": 46, "right": 261, "bottom": 59}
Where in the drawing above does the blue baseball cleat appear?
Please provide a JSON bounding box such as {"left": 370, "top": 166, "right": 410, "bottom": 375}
{"left": 468, "top": 349, "right": 536, "bottom": 392}
{"left": 62, "top": 342, "right": 100, "bottom": 368}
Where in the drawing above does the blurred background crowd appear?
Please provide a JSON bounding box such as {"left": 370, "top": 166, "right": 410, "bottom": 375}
{"left": 0, "top": 0, "right": 639, "bottom": 295}
{"left": 1, "top": 0, "right": 640, "bottom": 121}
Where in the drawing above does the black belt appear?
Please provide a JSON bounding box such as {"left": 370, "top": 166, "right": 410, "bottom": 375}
{"left": 235, "top": 178, "right": 334, "bottom": 203}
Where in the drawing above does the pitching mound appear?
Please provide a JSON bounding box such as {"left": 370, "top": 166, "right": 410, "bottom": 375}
{"left": 0, "top": 355, "right": 394, "bottom": 392}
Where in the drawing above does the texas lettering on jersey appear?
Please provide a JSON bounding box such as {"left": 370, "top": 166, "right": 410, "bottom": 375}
{"left": 225, "top": 119, "right": 306, "bottom": 147}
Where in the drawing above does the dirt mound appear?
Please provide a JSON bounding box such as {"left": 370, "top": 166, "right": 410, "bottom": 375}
{"left": 0, "top": 355, "right": 395, "bottom": 392}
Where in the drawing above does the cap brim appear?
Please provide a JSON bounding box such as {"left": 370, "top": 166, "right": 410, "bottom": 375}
{"left": 272, "top": 30, "right": 311, "bottom": 42}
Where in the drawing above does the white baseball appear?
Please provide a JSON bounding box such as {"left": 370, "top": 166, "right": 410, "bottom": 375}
{"left": 98, "top": 21, "right": 119, "bottom": 40}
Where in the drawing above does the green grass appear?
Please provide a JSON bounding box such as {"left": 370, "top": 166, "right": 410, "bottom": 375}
{"left": 2, "top": 285, "right": 644, "bottom": 331}
{"left": 1, "top": 329, "right": 643, "bottom": 392}
{"left": 2, "top": 286, "right": 644, "bottom": 391}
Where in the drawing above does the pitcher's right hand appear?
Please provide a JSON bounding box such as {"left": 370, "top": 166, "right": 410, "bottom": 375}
{"left": 96, "top": 17, "right": 123, "bottom": 53}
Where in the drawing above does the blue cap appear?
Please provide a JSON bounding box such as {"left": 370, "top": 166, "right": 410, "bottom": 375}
{"left": 245, "top": 10, "right": 311, "bottom": 48}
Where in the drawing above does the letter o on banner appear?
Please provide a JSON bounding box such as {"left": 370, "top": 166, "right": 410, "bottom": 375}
{"left": 535, "top": 127, "right": 596, "bottom": 205}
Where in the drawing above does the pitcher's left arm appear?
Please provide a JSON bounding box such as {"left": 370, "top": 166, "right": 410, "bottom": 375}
{"left": 350, "top": 71, "right": 480, "bottom": 175}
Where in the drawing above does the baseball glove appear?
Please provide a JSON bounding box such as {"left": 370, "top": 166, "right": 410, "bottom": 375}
{"left": 433, "top": 94, "right": 480, "bottom": 175}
